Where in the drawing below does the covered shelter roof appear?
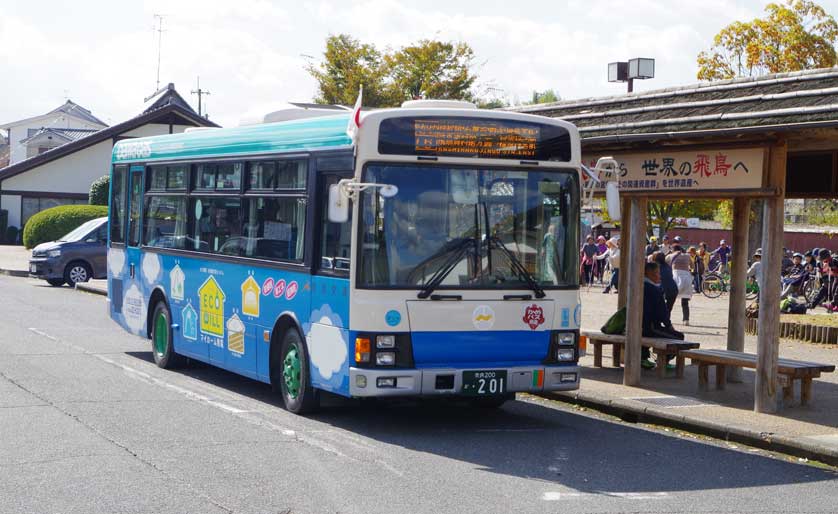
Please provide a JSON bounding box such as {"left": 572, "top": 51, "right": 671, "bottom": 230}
{"left": 511, "top": 68, "right": 838, "bottom": 144}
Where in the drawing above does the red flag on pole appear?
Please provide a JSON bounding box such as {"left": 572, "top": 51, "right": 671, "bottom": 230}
{"left": 346, "top": 86, "right": 363, "bottom": 143}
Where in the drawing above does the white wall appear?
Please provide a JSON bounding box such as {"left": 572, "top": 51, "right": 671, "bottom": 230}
{"left": 0, "top": 194, "right": 22, "bottom": 229}
{"left": 6, "top": 113, "right": 106, "bottom": 165}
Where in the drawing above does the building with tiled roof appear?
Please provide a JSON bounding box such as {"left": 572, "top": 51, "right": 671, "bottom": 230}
{"left": 0, "top": 84, "right": 218, "bottom": 231}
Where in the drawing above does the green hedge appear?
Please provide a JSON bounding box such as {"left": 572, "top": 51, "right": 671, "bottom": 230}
{"left": 22, "top": 205, "right": 108, "bottom": 249}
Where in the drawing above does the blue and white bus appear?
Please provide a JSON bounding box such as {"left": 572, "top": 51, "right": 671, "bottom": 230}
{"left": 107, "top": 100, "right": 583, "bottom": 413}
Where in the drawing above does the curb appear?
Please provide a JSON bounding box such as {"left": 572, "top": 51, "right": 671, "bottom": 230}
{"left": 74, "top": 282, "right": 107, "bottom": 296}
{"left": 0, "top": 268, "right": 29, "bottom": 277}
{"left": 545, "top": 389, "right": 838, "bottom": 467}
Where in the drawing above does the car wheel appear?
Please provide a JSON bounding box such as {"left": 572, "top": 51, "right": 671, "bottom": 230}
{"left": 64, "top": 261, "right": 92, "bottom": 286}
{"left": 46, "top": 278, "right": 65, "bottom": 287}
{"left": 277, "top": 328, "right": 319, "bottom": 414}
{"left": 150, "top": 301, "right": 184, "bottom": 369}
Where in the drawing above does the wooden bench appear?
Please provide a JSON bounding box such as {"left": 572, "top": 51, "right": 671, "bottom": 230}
{"left": 680, "top": 349, "right": 836, "bottom": 406}
{"left": 582, "top": 330, "right": 700, "bottom": 378}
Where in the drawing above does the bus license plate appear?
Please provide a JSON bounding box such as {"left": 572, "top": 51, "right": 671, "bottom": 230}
{"left": 462, "top": 370, "right": 507, "bottom": 396}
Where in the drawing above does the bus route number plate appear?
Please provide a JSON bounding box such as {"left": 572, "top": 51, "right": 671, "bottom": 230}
{"left": 462, "top": 370, "right": 507, "bottom": 396}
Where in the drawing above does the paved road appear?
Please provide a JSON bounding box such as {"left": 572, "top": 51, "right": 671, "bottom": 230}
{"left": 1, "top": 276, "right": 836, "bottom": 514}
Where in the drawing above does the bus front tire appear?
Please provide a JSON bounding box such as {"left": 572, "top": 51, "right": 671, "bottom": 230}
{"left": 278, "top": 329, "right": 319, "bottom": 414}
{"left": 150, "top": 302, "right": 184, "bottom": 369}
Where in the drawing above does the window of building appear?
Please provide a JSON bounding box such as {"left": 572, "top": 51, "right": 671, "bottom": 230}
{"left": 21, "top": 197, "right": 86, "bottom": 229}
{"left": 143, "top": 196, "right": 188, "bottom": 249}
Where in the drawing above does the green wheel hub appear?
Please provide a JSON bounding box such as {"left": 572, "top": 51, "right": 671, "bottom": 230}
{"left": 153, "top": 312, "right": 168, "bottom": 356}
{"left": 283, "top": 344, "right": 302, "bottom": 400}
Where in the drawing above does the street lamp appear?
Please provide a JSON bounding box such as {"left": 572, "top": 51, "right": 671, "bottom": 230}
{"left": 608, "top": 57, "right": 655, "bottom": 93}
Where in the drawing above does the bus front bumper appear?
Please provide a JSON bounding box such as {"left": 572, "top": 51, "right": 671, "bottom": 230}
{"left": 349, "top": 365, "right": 580, "bottom": 397}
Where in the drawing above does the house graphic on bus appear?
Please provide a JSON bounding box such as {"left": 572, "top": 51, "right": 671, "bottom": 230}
{"left": 241, "top": 275, "right": 260, "bottom": 318}
{"left": 199, "top": 275, "right": 225, "bottom": 337}
{"left": 181, "top": 302, "right": 198, "bottom": 341}
{"left": 170, "top": 264, "right": 185, "bottom": 301}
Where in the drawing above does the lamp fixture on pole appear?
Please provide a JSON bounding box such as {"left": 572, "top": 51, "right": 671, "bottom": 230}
{"left": 608, "top": 58, "right": 655, "bottom": 93}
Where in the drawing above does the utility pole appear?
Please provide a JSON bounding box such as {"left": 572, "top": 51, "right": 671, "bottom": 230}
{"left": 153, "top": 14, "right": 165, "bottom": 92}
{"left": 191, "top": 77, "right": 211, "bottom": 117}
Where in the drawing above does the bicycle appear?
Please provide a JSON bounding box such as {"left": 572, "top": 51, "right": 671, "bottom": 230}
{"left": 701, "top": 271, "right": 727, "bottom": 298}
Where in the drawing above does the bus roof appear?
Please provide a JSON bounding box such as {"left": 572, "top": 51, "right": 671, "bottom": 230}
{"left": 112, "top": 113, "right": 353, "bottom": 164}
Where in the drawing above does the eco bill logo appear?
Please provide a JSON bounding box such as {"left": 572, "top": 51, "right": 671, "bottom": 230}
{"left": 241, "top": 275, "right": 260, "bottom": 317}
{"left": 227, "top": 313, "right": 245, "bottom": 355}
{"left": 170, "top": 264, "right": 185, "bottom": 301}
{"left": 181, "top": 302, "right": 198, "bottom": 341}
{"left": 472, "top": 305, "right": 495, "bottom": 330}
{"left": 199, "top": 276, "right": 226, "bottom": 337}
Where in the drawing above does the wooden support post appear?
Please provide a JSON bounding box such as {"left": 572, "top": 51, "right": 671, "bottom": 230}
{"left": 755, "top": 140, "right": 787, "bottom": 414}
{"left": 618, "top": 198, "right": 631, "bottom": 310}
{"left": 593, "top": 341, "right": 603, "bottom": 368}
{"left": 623, "top": 197, "right": 647, "bottom": 386}
{"left": 698, "top": 363, "right": 709, "bottom": 391}
{"left": 801, "top": 377, "right": 812, "bottom": 406}
{"left": 676, "top": 354, "right": 686, "bottom": 378}
{"left": 612, "top": 344, "right": 621, "bottom": 368}
{"left": 727, "top": 197, "right": 750, "bottom": 383}
{"left": 716, "top": 365, "right": 727, "bottom": 390}
{"left": 655, "top": 350, "right": 666, "bottom": 379}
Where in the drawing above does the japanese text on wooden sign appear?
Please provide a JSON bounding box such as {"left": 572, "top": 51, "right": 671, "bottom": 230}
{"left": 582, "top": 147, "right": 764, "bottom": 192}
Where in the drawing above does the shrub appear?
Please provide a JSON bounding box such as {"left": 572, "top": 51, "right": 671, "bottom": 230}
{"left": 5, "top": 226, "right": 18, "bottom": 245}
{"left": 22, "top": 205, "right": 108, "bottom": 249}
{"left": 89, "top": 175, "right": 110, "bottom": 205}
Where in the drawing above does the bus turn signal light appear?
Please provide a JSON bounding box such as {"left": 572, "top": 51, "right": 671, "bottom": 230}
{"left": 355, "top": 337, "right": 371, "bottom": 363}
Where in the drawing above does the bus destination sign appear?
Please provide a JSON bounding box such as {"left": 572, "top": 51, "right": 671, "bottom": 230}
{"left": 378, "top": 116, "right": 572, "bottom": 162}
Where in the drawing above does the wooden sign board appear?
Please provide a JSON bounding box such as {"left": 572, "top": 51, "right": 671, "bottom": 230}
{"left": 583, "top": 147, "right": 765, "bottom": 192}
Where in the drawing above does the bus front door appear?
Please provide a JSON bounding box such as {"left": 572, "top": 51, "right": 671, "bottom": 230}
{"left": 123, "top": 166, "right": 148, "bottom": 336}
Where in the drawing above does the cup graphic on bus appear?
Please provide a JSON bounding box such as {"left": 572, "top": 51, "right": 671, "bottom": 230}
{"left": 472, "top": 305, "right": 495, "bottom": 330}
{"left": 227, "top": 313, "right": 245, "bottom": 354}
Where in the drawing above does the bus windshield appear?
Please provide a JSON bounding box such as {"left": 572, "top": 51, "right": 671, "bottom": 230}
{"left": 358, "top": 164, "right": 579, "bottom": 291}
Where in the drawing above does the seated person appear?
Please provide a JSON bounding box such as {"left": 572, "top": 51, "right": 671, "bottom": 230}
{"left": 642, "top": 261, "right": 683, "bottom": 370}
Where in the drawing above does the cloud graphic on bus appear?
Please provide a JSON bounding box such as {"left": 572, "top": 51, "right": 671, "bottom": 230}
{"left": 108, "top": 248, "right": 125, "bottom": 276}
{"left": 141, "top": 253, "right": 161, "bottom": 284}
{"left": 304, "top": 304, "right": 347, "bottom": 381}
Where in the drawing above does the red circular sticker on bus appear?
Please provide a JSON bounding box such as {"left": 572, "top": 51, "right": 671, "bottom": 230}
{"left": 285, "top": 281, "right": 299, "bottom": 300}
{"left": 273, "top": 279, "right": 286, "bottom": 298}
{"left": 523, "top": 304, "right": 545, "bottom": 330}
{"left": 262, "top": 277, "right": 275, "bottom": 296}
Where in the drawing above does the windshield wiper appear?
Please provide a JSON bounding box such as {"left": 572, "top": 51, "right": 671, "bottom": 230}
{"left": 417, "top": 238, "right": 474, "bottom": 299}
{"left": 487, "top": 235, "right": 546, "bottom": 299}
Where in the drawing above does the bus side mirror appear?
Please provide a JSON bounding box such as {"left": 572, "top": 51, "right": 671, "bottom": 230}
{"left": 605, "top": 181, "right": 621, "bottom": 221}
{"left": 328, "top": 183, "right": 349, "bottom": 223}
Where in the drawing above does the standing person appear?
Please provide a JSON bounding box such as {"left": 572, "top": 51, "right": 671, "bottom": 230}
{"left": 689, "top": 246, "right": 704, "bottom": 293}
{"left": 667, "top": 244, "right": 694, "bottom": 325}
{"left": 596, "top": 238, "right": 620, "bottom": 294}
{"left": 595, "top": 235, "right": 608, "bottom": 284}
{"left": 808, "top": 249, "right": 836, "bottom": 309}
{"left": 711, "top": 239, "right": 732, "bottom": 273}
{"left": 651, "top": 251, "right": 678, "bottom": 314}
{"left": 580, "top": 235, "right": 598, "bottom": 287}
{"left": 660, "top": 235, "right": 671, "bottom": 255}
{"left": 746, "top": 250, "right": 763, "bottom": 301}
{"left": 645, "top": 236, "right": 659, "bottom": 256}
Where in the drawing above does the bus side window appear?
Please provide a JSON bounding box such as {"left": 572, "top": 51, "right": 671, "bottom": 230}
{"left": 319, "top": 174, "right": 352, "bottom": 274}
{"left": 110, "top": 166, "right": 127, "bottom": 244}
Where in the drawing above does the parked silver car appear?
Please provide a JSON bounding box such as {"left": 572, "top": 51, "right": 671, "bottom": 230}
{"left": 29, "top": 217, "right": 108, "bottom": 287}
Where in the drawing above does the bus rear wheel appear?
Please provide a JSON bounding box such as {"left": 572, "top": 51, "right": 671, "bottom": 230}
{"left": 278, "top": 328, "right": 319, "bottom": 414}
{"left": 150, "top": 302, "right": 184, "bottom": 369}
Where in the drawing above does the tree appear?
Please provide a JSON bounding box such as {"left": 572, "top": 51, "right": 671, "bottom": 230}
{"left": 528, "top": 89, "right": 560, "bottom": 104}
{"left": 306, "top": 35, "right": 479, "bottom": 107}
{"left": 385, "top": 40, "right": 477, "bottom": 103}
{"left": 697, "top": 0, "right": 838, "bottom": 80}
{"left": 647, "top": 200, "right": 718, "bottom": 237}
{"left": 89, "top": 175, "right": 109, "bottom": 206}
{"left": 306, "top": 34, "right": 395, "bottom": 107}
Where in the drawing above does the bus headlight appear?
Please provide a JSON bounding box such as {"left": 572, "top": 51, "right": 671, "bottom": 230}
{"left": 376, "top": 335, "right": 395, "bottom": 348}
{"left": 558, "top": 332, "right": 575, "bottom": 346}
{"left": 557, "top": 348, "right": 575, "bottom": 361}
{"left": 376, "top": 352, "right": 396, "bottom": 366}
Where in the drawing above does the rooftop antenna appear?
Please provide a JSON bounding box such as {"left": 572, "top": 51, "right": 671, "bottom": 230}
{"left": 153, "top": 14, "right": 165, "bottom": 91}
{"left": 191, "top": 77, "right": 211, "bottom": 117}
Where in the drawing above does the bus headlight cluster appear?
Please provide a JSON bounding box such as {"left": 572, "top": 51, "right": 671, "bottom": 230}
{"left": 376, "top": 352, "right": 396, "bottom": 366}
{"left": 557, "top": 333, "right": 575, "bottom": 346}
{"left": 376, "top": 335, "right": 395, "bottom": 348}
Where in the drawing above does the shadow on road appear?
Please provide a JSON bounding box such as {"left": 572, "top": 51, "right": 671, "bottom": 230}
{"left": 125, "top": 350, "right": 836, "bottom": 494}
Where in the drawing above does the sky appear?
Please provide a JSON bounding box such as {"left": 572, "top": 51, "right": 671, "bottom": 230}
{"left": 3, "top": 0, "right": 838, "bottom": 128}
